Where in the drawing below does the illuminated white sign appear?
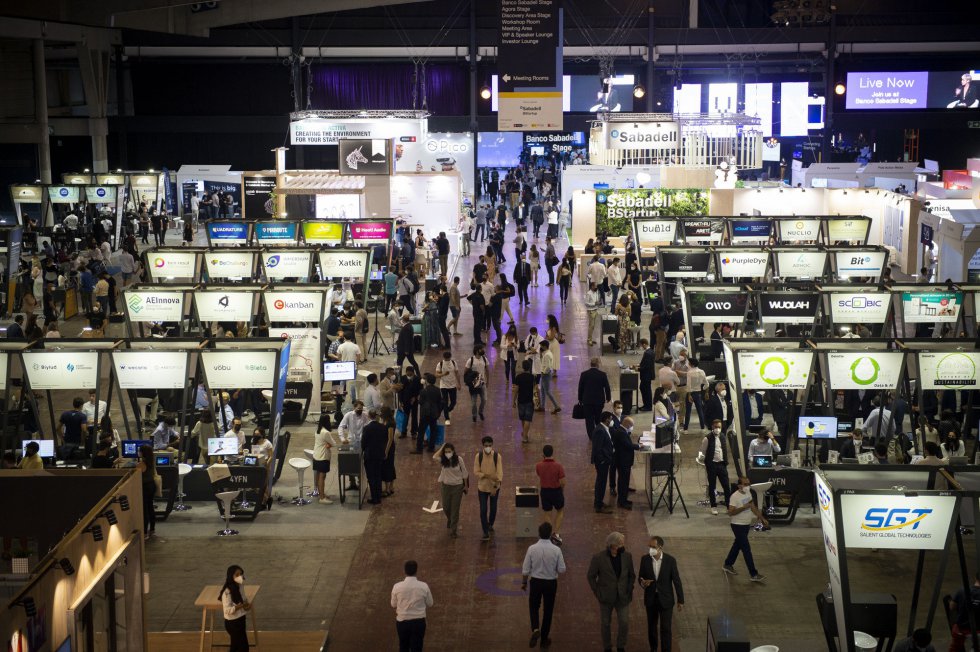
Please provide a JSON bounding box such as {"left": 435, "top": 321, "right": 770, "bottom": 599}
{"left": 318, "top": 251, "right": 369, "bottom": 278}
{"left": 840, "top": 493, "right": 956, "bottom": 550}
{"left": 827, "top": 218, "right": 869, "bottom": 242}
{"left": 777, "top": 219, "right": 821, "bottom": 243}
{"left": 147, "top": 251, "right": 198, "bottom": 280}
{"left": 205, "top": 251, "right": 255, "bottom": 279}
{"left": 775, "top": 251, "right": 827, "bottom": 279}
{"left": 605, "top": 121, "right": 679, "bottom": 151}
{"left": 834, "top": 250, "right": 887, "bottom": 279}
{"left": 23, "top": 351, "right": 99, "bottom": 390}
{"left": 830, "top": 293, "right": 890, "bottom": 324}
{"left": 633, "top": 219, "right": 676, "bottom": 247}
{"left": 112, "top": 351, "right": 187, "bottom": 389}
{"left": 195, "top": 292, "right": 256, "bottom": 322}
{"left": 917, "top": 351, "right": 980, "bottom": 390}
{"left": 261, "top": 251, "right": 312, "bottom": 279}
{"left": 202, "top": 350, "right": 277, "bottom": 389}
{"left": 125, "top": 291, "right": 185, "bottom": 322}
{"left": 717, "top": 251, "right": 769, "bottom": 278}
{"left": 264, "top": 291, "right": 324, "bottom": 322}
{"left": 826, "top": 351, "right": 904, "bottom": 390}
{"left": 736, "top": 351, "right": 814, "bottom": 390}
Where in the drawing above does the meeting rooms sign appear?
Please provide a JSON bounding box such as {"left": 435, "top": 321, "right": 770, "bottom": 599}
{"left": 826, "top": 351, "right": 904, "bottom": 390}
{"left": 917, "top": 351, "right": 980, "bottom": 390}
{"left": 195, "top": 292, "right": 256, "bottom": 322}
{"left": 737, "top": 351, "right": 813, "bottom": 390}
{"left": 840, "top": 493, "right": 957, "bottom": 550}
{"left": 23, "top": 351, "right": 99, "bottom": 390}
{"left": 318, "top": 251, "right": 369, "bottom": 278}
{"left": 202, "top": 350, "right": 278, "bottom": 389}
{"left": 264, "top": 291, "right": 324, "bottom": 323}
{"left": 830, "top": 293, "right": 890, "bottom": 324}
{"left": 112, "top": 351, "right": 187, "bottom": 390}
{"left": 125, "top": 291, "right": 185, "bottom": 322}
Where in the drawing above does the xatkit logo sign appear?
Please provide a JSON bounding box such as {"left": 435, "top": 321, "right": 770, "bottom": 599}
{"left": 830, "top": 293, "right": 889, "bottom": 324}
{"left": 318, "top": 251, "right": 368, "bottom": 278}
{"left": 841, "top": 494, "right": 956, "bottom": 549}
{"left": 606, "top": 121, "right": 679, "bottom": 150}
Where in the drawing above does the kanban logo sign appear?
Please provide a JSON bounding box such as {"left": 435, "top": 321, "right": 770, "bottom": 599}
{"left": 127, "top": 295, "right": 144, "bottom": 314}
{"left": 274, "top": 299, "right": 286, "bottom": 310}
{"left": 861, "top": 507, "right": 933, "bottom": 532}
{"left": 849, "top": 356, "right": 880, "bottom": 386}
{"left": 816, "top": 481, "right": 832, "bottom": 512}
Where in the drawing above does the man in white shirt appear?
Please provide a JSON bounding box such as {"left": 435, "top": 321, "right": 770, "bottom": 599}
{"left": 584, "top": 282, "right": 600, "bottom": 346}
{"left": 864, "top": 397, "right": 895, "bottom": 441}
{"left": 465, "top": 347, "right": 490, "bottom": 422}
{"left": 338, "top": 401, "right": 369, "bottom": 446}
{"left": 668, "top": 332, "right": 687, "bottom": 361}
{"left": 521, "top": 522, "right": 567, "bottom": 647}
{"left": 523, "top": 327, "right": 543, "bottom": 377}
{"left": 723, "top": 476, "right": 768, "bottom": 582}
{"left": 435, "top": 351, "right": 461, "bottom": 425}
{"left": 748, "top": 429, "right": 782, "bottom": 460}
{"left": 587, "top": 256, "right": 608, "bottom": 305}
{"left": 82, "top": 390, "right": 107, "bottom": 427}
{"left": 606, "top": 260, "right": 623, "bottom": 310}
{"left": 684, "top": 358, "right": 708, "bottom": 432}
{"left": 336, "top": 335, "right": 363, "bottom": 399}
{"left": 391, "top": 560, "right": 433, "bottom": 652}
{"left": 362, "top": 374, "right": 383, "bottom": 412}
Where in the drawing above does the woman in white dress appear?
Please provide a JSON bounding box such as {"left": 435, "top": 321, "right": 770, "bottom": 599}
{"left": 528, "top": 244, "right": 541, "bottom": 287}
{"left": 545, "top": 314, "right": 562, "bottom": 377}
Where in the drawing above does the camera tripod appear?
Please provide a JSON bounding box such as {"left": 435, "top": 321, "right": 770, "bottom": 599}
{"left": 367, "top": 293, "right": 390, "bottom": 357}
{"left": 651, "top": 421, "right": 689, "bottom": 518}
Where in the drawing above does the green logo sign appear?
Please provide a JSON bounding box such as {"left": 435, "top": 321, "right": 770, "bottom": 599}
{"left": 127, "top": 295, "right": 143, "bottom": 314}
{"left": 758, "top": 356, "right": 790, "bottom": 385}
{"left": 849, "top": 356, "right": 880, "bottom": 386}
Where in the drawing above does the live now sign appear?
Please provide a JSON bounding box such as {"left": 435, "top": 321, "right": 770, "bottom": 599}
{"left": 498, "top": 92, "right": 563, "bottom": 132}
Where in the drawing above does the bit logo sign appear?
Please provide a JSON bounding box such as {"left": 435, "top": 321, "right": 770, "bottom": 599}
{"left": 841, "top": 494, "right": 956, "bottom": 549}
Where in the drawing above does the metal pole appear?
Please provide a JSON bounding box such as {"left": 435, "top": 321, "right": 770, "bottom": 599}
{"left": 114, "top": 44, "right": 129, "bottom": 169}
{"left": 291, "top": 17, "right": 306, "bottom": 170}
{"left": 33, "top": 39, "right": 53, "bottom": 226}
{"left": 822, "top": 10, "right": 837, "bottom": 164}
{"left": 645, "top": 0, "right": 655, "bottom": 113}
{"left": 469, "top": 0, "right": 479, "bottom": 201}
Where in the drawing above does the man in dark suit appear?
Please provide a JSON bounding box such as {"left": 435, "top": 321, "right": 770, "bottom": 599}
{"left": 360, "top": 409, "right": 388, "bottom": 504}
{"left": 704, "top": 382, "right": 733, "bottom": 431}
{"left": 638, "top": 535, "right": 684, "bottom": 652}
{"left": 586, "top": 531, "right": 635, "bottom": 652}
{"left": 590, "top": 411, "right": 615, "bottom": 514}
{"left": 742, "top": 389, "right": 764, "bottom": 428}
{"left": 637, "top": 338, "right": 656, "bottom": 411}
{"left": 699, "top": 419, "right": 731, "bottom": 515}
{"left": 397, "top": 366, "right": 422, "bottom": 440}
{"left": 611, "top": 416, "right": 641, "bottom": 510}
{"left": 513, "top": 254, "right": 532, "bottom": 306}
{"left": 414, "top": 373, "right": 443, "bottom": 454}
{"left": 579, "top": 357, "right": 612, "bottom": 438}
{"left": 395, "top": 314, "right": 420, "bottom": 376}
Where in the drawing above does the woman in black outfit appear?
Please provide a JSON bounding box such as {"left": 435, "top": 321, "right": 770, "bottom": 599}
{"left": 137, "top": 444, "right": 157, "bottom": 539}
{"left": 219, "top": 565, "right": 251, "bottom": 651}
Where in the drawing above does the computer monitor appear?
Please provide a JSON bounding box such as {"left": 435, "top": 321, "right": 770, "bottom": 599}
{"left": 22, "top": 439, "right": 55, "bottom": 458}
{"left": 207, "top": 436, "right": 240, "bottom": 456}
{"left": 798, "top": 415, "right": 838, "bottom": 438}
{"left": 242, "top": 455, "right": 259, "bottom": 466}
{"left": 155, "top": 453, "right": 174, "bottom": 467}
{"left": 323, "top": 361, "right": 357, "bottom": 382}
{"left": 752, "top": 455, "right": 773, "bottom": 468}
{"left": 836, "top": 420, "right": 854, "bottom": 434}
{"left": 122, "top": 440, "right": 151, "bottom": 459}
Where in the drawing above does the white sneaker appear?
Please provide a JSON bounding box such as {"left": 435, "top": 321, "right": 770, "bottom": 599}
{"left": 318, "top": 497, "right": 334, "bottom": 505}
{"left": 445, "top": 419, "right": 451, "bottom": 426}
{"left": 711, "top": 508, "right": 719, "bottom": 515}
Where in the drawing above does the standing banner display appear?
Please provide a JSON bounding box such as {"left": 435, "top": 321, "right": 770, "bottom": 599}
{"left": 261, "top": 251, "right": 312, "bottom": 280}
{"left": 658, "top": 248, "right": 712, "bottom": 278}
{"left": 826, "top": 217, "right": 871, "bottom": 244}
{"left": 242, "top": 173, "right": 276, "bottom": 220}
{"left": 839, "top": 493, "right": 957, "bottom": 550}
{"left": 348, "top": 221, "right": 393, "bottom": 245}
{"left": 206, "top": 221, "right": 250, "bottom": 246}
{"left": 302, "top": 222, "right": 344, "bottom": 245}
{"left": 832, "top": 249, "right": 888, "bottom": 279}
{"left": 194, "top": 291, "right": 257, "bottom": 323}
{"left": 5, "top": 227, "right": 22, "bottom": 316}
{"left": 773, "top": 250, "right": 828, "bottom": 279}
{"left": 279, "top": 328, "right": 322, "bottom": 417}
{"left": 317, "top": 249, "right": 372, "bottom": 279}
{"left": 111, "top": 351, "right": 188, "bottom": 390}
{"left": 758, "top": 292, "right": 821, "bottom": 324}
{"left": 264, "top": 290, "right": 326, "bottom": 323}
{"left": 201, "top": 350, "right": 277, "bottom": 389}
{"left": 902, "top": 291, "right": 963, "bottom": 323}
{"left": 825, "top": 350, "right": 905, "bottom": 390}
{"left": 775, "top": 218, "right": 821, "bottom": 244}
{"left": 917, "top": 351, "right": 980, "bottom": 390}
{"left": 146, "top": 251, "right": 199, "bottom": 281}
{"left": 716, "top": 249, "right": 770, "bottom": 279}
{"left": 22, "top": 351, "right": 99, "bottom": 390}
{"left": 814, "top": 473, "right": 849, "bottom": 652}
{"left": 269, "top": 340, "right": 291, "bottom": 494}
{"left": 736, "top": 350, "right": 814, "bottom": 390}
{"left": 684, "top": 289, "right": 748, "bottom": 323}
{"left": 124, "top": 290, "right": 186, "bottom": 323}
{"left": 829, "top": 291, "right": 891, "bottom": 325}
{"left": 678, "top": 218, "right": 724, "bottom": 244}
{"left": 255, "top": 221, "right": 299, "bottom": 246}
{"left": 204, "top": 250, "right": 256, "bottom": 280}
{"left": 632, "top": 218, "right": 677, "bottom": 248}
{"left": 728, "top": 218, "right": 772, "bottom": 244}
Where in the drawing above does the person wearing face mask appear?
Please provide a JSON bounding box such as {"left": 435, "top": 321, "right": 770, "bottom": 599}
{"left": 608, "top": 400, "right": 625, "bottom": 497}
{"left": 742, "top": 388, "right": 764, "bottom": 428}
{"left": 219, "top": 565, "right": 252, "bottom": 652}
{"left": 591, "top": 412, "right": 616, "bottom": 514}
{"left": 942, "top": 431, "right": 965, "bottom": 460}
{"left": 699, "top": 419, "right": 731, "bottom": 516}
{"left": 475, "top": 436, "right": 503, "bottom": 541}
{"left": 611, "top": 416, "right": 641, "bottom": 510}
{"left": 723, "top": 476, "right": 767, "bottom": 582}
{"left": 222, "top": 418, "right": 245, "bottom": 463}
{"left": 638, "top": 535, "right": 684, "bottom": 652}
{"left": 378, "top": 367, "right": 399, "bottom": 412}
{"left": 521, "top": 521, "right": 566, "bottom": 648}
{"left": 250, "top": 428, "right": 274, "bottom": 468}
{"left": 579, "top": 357, "right": 612, "bottom": 439}
{"left": 586, "top": 531, "right": 635, "bottom": 652}
{"left": 433, "top": 442, "right": 468, "bottom": 538}
{"left": 705, "top": 382, "right": 733, "bottom": 432}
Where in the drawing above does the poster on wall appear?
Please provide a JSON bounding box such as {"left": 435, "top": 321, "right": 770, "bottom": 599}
{"left": 839, "top": 493, "right": 957, "bottom": 550}
{"left": 833, "top": 250, "right": 887, "bottom": 279}
{"left": 242, "top": 174, "right": 276, "bottom": 219}
{"left": 736, "top": 350, "right": 814, "bottom": 390}
{"left": 338, "top": 139, "right": 391, "bottom": 175}
{"left": 314, "top": 194, "right": 361, "bottom": 220}
{"left": 632, "top": 218, "right": 677, "bottom": 247}
{"left": 23, "top": 351, "right": 99, "bottom": 390}
{"left": 776, "top": 219, "right": 821, "bottom": 244}
{"left": 255, "top": 221, "right": 299, "bottom": 245}
{"left": 917, "top": 351, "right": 980, "bottom": 390}
{"left": 826, "top": 217, "right": 870, "bottom": 243}
{"left": 318, "top": 250, "right": 371, "bottom": 278}
{"left": 830, "top": 292, "right": 891, "bottom": 324}
{"left": 659, "top": 250, "right": 711, "bottom": 278}
{"left": 717, "top": 250, "right": 769, "bottom": 278}
{"left": 279, "top": 327, "right": 322, "bottom": 416}
{"left": 205, "top": 251, "right": 255, "bottom": 279}
{"left": 775, "top": 251, "right": 828, "bottom": 279}
{"left": 261, "top": 251, "right": 311, "bottom": 279}
{"left": 686, "top": 290, "right": 748, "bottom": 323}
{"left": 207, "top": 221, "right": 249, "bottom": 245}
{"left": 826, "top": 350, "right": 905, "bottom": 390}
{"left": 202, "top": 350, "right": 277, "bottom": 389}
{"left": 195, "top": 291, "right": 256, "bottom": 322}
{"left": 147, "top": 251, "right": 198, "bottom": 280}
{"left": 902, "top": 291, "right": 963, "bottom": 323}
{"left": 349, "top": 221, "right": 392, "bottom": 244}
{"left": 302, "top": 221, "right": 344, "bottom": 245}
{"left": 758, "top": 292, "right": 820, "bottom": 324}
{"left": 264, "top": 291, "right": 325, "bottom": 323}
{"left": 125, "top": 290, "right": 186, "bottom": 322}
{"left": 111, "top": 351, "right": 187, "bottom": 389}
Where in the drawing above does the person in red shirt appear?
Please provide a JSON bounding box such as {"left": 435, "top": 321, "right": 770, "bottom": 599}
{"left": 535, "top": 445, "right": 566, "bottom": 546}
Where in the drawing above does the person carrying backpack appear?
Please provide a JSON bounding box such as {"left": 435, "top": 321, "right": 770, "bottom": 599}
{"left": 474, "top": 436, "right": 503, "bottom": 541}
{"left": 464, "top": 346, "right": 490, "bottom": 422}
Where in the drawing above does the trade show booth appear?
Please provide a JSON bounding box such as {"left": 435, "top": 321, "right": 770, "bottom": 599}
{"left": 175, "top": 165, "right": 242, "bottom": 218}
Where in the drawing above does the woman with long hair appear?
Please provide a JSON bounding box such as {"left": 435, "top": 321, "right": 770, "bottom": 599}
{"left": 557, "top": 259, "right": 572, "bottom": 306}
{"left": 501, "top": 323, "right": 519, "bottom": 384}
{"left": 219, "top": 565, "right": 251, "bottom": 652}
{"left": 313, "top": 413, "right": 334, "bottom": 504}
{"left": 190, "top": 410, "right": 215, "bottom": 465}
{"left": 380, "top": 407, "right": 397, "bottom": 496}
{"left": 545, "top": 314, "right": 563, "bottom": 378}
{"left": 432, "top": 442, "right": 468, "bottom": 538}
{"left": 137, "top": 444, "right": 157, "bottom": 539}
{"left": 528, "top": 243, "right": 541, "bottom": 287}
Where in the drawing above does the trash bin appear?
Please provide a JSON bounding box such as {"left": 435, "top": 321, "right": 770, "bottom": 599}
{"left": 515, "top": 486, "right": 540, "bottom": 538}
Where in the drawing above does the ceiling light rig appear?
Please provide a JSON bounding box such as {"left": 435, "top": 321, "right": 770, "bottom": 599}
{"left": 771, "top": 0, "right": 833, "bottom": 26}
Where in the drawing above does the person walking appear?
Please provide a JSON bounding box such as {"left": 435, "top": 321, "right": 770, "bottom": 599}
{"left": 529, "top": 244, "right": 541, "bottom": 286}
{"left": 397, "top": 366, "right": 422, "bottom": 441}
{"left": 591, "top": 411, "right": 615, "bottom": 514}
{"left": 391, "top": 560, "right": 433, "bottom": 652}
{"left": 535, "top": 444, "right": 566, "bottom": 545}
{"left": 558, "top": 258, "right": 573, "bottom": 305}
{"left": 638, "top": 535, "right": 685, "bottom": 652}
{"left": 545, "top": 314, "right": 563, "bottom": 377}
{"left": 514, "top": 255, "right": 532, "bottom": 307}
{"left": 447, "top": 276, "right": 462, "bottom": 336}
{"left": 513, "top": 359, "right": 537, "bottom": 443}
{"left": 219, "top": 565, "right": 252, "bottom": 652}
{"left": 435, "top": 231, "right": 450, "bottom": 277}
{"left": 544, "top": 237, "right": 557, "bottom": 286}
{"left": 538, "top": 340, "right": 561, "bottom": 413}
{"left": 585, "top": 282, "right": 600, "bottom": 346}
{"left": 433, "top": 443, "right": 468, "bottom": 538}
{"left": 578, "top": 357, "right": 612, "bottom": 438}
{"left": 361, "top": 409, "right": 388, "bottom": 504}
{"left": 435, "top": 350, "right": 460, "bottom": 425}
{"left": 501, "top": 324, "right": 519, "bottom": 384}
{"left": 466, "top": 283, "right": 487, "bottom": 347}
{"left": 414, "top": 374, "right": 443, "bottom": 454}
{"left": 465, "top": 346, "right": 490, "bottom": 422}
{"left": 522, "top": 521, "right": 566, "bottom": 648}
{"left": 474, "top": 436, "right": 503, "bottom": 541}
{"left": 474, "top": 205, "right": 487, "bottom": 242}
{"left": 396, "top": 314, "right": 421, "bottom": 376}
{"left": 587, "top": 531, "right": 636, "bottom": 652}
{"left": 723, "top": 476, "right": 768, "bottom": 581}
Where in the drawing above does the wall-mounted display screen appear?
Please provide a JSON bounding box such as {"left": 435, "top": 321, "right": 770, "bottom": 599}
{"left": 846, "top": 70, "right": 980, "bottom": 110}
{"left": 780, "top": 82, "right": 810, "bottom": 137}
{"left": 477, "top": 132, "right": 524, "bottom": 169}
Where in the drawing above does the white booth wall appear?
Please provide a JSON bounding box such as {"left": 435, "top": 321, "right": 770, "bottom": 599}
{"left": 389, "top": 172, "right": 461, "bottom": 253}
{"left": 175, "top": 165, "right": 242, "bottom": 216}
{"left": 560, "top": 165, "right": 714, "bottom": 215}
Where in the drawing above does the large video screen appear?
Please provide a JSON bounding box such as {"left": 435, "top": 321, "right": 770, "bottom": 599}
{"left": 477, "top": 132, "right": 524, "bottom": 168}
{"left": 846, "top": 70, "right": 980, "bottom": 110}
{"left": 780, "top": 82, "right": 810, "bottom": 137}
{"left": 673, "top": 84, "right": 702, "bottom": 114}
{"left": 490, "top": 74, "right": 634, "bottom": 113}
{"left": 744, "top": 83, "right": 773, "bottom": 137}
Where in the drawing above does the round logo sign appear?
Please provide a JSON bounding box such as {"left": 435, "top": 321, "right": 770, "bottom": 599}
{"left": 757, "top": 356, "right": 790, "bottom": 385}
{"left": 849, "top": 356, "right": 880, "bottom": 386}
{"left": 153, "top": 258, "right": 165, "bottom": 268}
{"left": 96, "top": 188, "right": 106, "bottom": 197}
{"left": 59, "top": 188, "right": 69, "bottom": 197}
{"left": 274, "top": 299, "right": 285, "bottom": 310}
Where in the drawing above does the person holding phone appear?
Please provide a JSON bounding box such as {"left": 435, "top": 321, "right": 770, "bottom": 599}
{"left": 219, "top": 565, "right": 252, "bottom": 652}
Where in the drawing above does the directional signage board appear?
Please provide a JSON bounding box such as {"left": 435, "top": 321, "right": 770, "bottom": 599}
{"left": 498, "top": 0, "right": 559, "bottom": 92}
{"left": 917, "top": 351, "right": 980, "bottom": 390}
{"left": 737, "top": 351, "right": 814, "bottom": 390}
{"left": 826, "top": 351, "right": 905, "bottom": 390}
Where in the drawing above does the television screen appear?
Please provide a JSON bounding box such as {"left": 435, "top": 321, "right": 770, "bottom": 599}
{"left": 672, "top": 83, "right": 701, "bottom": 114}
{"left": 22, "top": 439, "right": 55, "bottom": 457}
{"left": 798, "top": 416, "right": 838, "bottom": 439}
{"left": 324, "top": 361, "right": 357, "bottom": 382}
{"left": 122, "top": 440, "right": 151, "bottom": 458}
{"left": 207, "top": 437, "right": 240, "bottom": 456}
{"left": 780, "top": 82, "right": 810, "bottom": 137}
{"left": 477, "top": 132, "right": 524, "bottom": 169}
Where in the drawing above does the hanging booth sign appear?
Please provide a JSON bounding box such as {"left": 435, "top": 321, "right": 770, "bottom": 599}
{"left": 902, "top": 291, "right": 963, "bottom": 323}
{"left": 95, "top": 174, "right": 126, "bottom": 186}
{"left": 205, "top": 251, "right": 255, "bottom": 279}
{"left": 85, "top": 186, "right": 117, "bottom": 203}
{"left": 47, "top": 186, "right": 80, "bottom": 204}
{"left": 111, "top": 351, "right": 188, "bottom": 390}
{"left": 658, "top": 249, "right": 712, "bottom": 278}
{"left": 264, "top": 291, "right": 325, "bottom": 323}
{"left": 736, "top": 350, "right": 814, "bottom": 390}
{"left": 349, "top": 221, "right": 393, "bottom": 244}
{"left": 195, "top": 291, "right": 256, "bottom": 322}
{"left": 917, "top": 351, "right": 980, "bottom": 390}
{"left": 605, "top": 121, "right": 679, "bottom": 151}
{"left": 125, "top": 290, "right": 186, "bottom": 322}
{"left": 242, "top": 173, "right": 276, "bottom": 219}
{"left": 261, "top": 251, "right": 312, "bottom": 279}
{"left": 717, "top": 250, "right": 769, "bottom": 278}
{"left": 201, "top": 350, "right": 277, "bottom": 389}
{"left": 632, "top": 218, "right": 677, "bottom": 247}
{"left": 302, "top": 222, "right": 344, "bottom": 245}
{"left": 776, "top": 218, "right": 821, "bottom": 244}
{"left": 207, "top": 221, "right": 249, "bottom": 246}
{"left": 729, "top": 219, "right": 772, "bottom": 243}
{"left": 23, "top": 351, "right": 99, "bottom": 390}
{"left": 686, "top": 290, "right": 748, "bottom": 323}
{"left": 829, "top": 292, "right": 891, "bottom": 324}
{"left": 147, "top": 251, "right": 198, "bottom": 280}
{"left": 318, "top": 250, "right": 371, "bottom": 278}
{"left": 289, "top": 117, "right": 424, "bottom": 146}
{"left": 839, "top": 493, "right": 957, "bottom": 550}
{"left": 833, "top": 250, "right": 887, "bottom": 279}
{"left": 758, "top": 292, "right": 820, "bottom": 324}
{"left": 826, "top": 217, "right": 871, "bottom": 243}
{"left": 338, "top": 139, "right": 391, "bottom": 176}
{"left": 254, "top": 221, "right": 299, "bottom": 245}
{"left": 814, "top": 473, "right": 847, "bottom": 652}
{"left": 774, "top": 250, "right": 828, "bottom": 279}
{"left": 10, "top": 185, "right": 43, "bottom": 203}
{"left": 826, "top": 350, "right": 905, "bottom": 390}
{"left": 680, "top": 218, "right": 724, "bottom": 244}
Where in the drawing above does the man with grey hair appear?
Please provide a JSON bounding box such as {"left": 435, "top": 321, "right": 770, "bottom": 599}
{"left": 360, "top": 407, "right": 388, "bottom": 505}
{"left": 587, "top": 531, "right": 635, "bottom": 652}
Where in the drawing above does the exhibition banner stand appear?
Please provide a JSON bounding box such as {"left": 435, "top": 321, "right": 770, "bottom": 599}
{"left": 83, "top": 183, "right": 125, "bottom": 249}
{"left": 771, "top": 247, "right": 829, "bottom": 281}
{"left": 0, "top": 341, "right": 35, "bottom": 455}
{"left": 727, "top": 217, "right": 773, "bottom": 245}
{"left": 676, "top": 217, "right": 724, "bottom": 245}
{"left": 773, "top": 217, "right": 822, "bottom": 245}
{"left": 206, "top": 221, "right": 251, "bottom": 247}
{"left": 818, "top": 285, "right": 893, "bottom": 338}
{"left": 192, "top": 289, "right": 261, "bottom": 336}
{"left": 126, "top": 338, "right": 207, "bottom": 441}
{"left": 656, "top": 247, "right": 712, "bottom": 307}
{"left": 714, "top": 247, "right": 771, "bottom": 281}
{"left": 8, "top": 184, "right": 44, "bottom": 227}
{"left": 317, "top": 248, "right": 374, "bottom": 305}
{"left": 123, "top": 286, "right": 193, "bottom": 338}
{"left": 260, "top": 249, "right": 313, "bottom": 282}
{"left": 678, "top": 283, "right": 750, "bottom": 351}
{"left": 901, "top": 339, "right": 980, "bottom": 451}
{"left": 203, "top": 249, "right": 260, "bottom": 282}
{"left": 110, "top": 346, "right": 194, "bottom": 440}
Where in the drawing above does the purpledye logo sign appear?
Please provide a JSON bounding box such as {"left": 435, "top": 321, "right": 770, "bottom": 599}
{"left": 846, "top": 71, "right": 929, "bottom": 109}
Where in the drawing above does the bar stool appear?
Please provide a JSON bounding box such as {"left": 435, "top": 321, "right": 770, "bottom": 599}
{"left": 289, "top": 458, "right": 312, "bottom": 505}
{"left": 303, "top": 449, "right": 319, "bottom": 497}
{"left": 215, "top": 491, "right": 239, "bottom": 536}
{"left": 174, "top": 463, "right": 193, "bottom": 511}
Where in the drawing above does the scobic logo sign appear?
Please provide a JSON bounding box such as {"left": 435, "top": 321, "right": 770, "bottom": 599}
{"left": 836, "top": 295, "right": 883, "bottom": 310}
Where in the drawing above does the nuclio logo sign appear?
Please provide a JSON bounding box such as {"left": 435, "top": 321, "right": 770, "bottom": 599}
{"left": 777, "top": 219, "right": 821, "bottom": 242}
{"left": 759, "top": 293, "right": 819, "bottom": 324}
{"left": 830, "top": 293, "right": 889, "bottom": 324}
{"left": 840, "top": 494, "right": 956, "bottom": 550}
